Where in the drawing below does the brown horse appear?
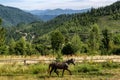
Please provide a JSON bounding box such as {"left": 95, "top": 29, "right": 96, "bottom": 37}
{"left": 48, "top": 58, "right": 75, "bottom": 76}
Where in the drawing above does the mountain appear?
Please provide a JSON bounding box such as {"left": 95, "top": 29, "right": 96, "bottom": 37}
{"left": 29, "top": 8, "right": 90, "bottom": 21}
{"left": 29, "top": 8, "right": 89, "bottom": 15}
{"left": 0, "top": 4, "right": 40, "bottom": 27}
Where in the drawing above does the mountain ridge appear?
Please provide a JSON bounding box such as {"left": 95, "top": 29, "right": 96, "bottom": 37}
{"left": 29, "top": 8, "right": 90, "bottom": 15}
{"left": 28, "top": 8, "right": 90, "bottom": 21}
{"left": 0, "top": 4, "right": 41, "bottom": 27}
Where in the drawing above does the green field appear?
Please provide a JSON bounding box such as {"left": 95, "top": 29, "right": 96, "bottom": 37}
{"left": 0, "top": 61, "right": 120, "bottom": 80}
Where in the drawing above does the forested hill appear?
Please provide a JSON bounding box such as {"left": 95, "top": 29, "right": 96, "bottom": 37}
{"left": 7, "top": 1, "right": 120, "bottom": 42}
{"left": 0, "top": 4, "right": 40, "bottom": 27}
{"left": 45, "top": 0, "right": 120, "bottom": 29}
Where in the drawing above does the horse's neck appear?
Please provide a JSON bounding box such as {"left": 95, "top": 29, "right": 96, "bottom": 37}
{"left": 65, "top": 60, "right": 70, "bottom": 65}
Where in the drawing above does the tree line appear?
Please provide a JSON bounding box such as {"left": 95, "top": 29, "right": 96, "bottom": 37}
{"left": 0, "top": 19, "right": 120, "bottom": 55}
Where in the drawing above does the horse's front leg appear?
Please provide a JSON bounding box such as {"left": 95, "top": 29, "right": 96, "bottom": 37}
{"left": 62, "top": 69, "right": 65, "bottom": 76}
{"left": 66, "top": 68, "right": 72, "bottom": 75}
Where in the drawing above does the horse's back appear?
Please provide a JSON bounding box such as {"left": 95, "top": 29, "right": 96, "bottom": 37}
{"left": 55, "top": 62, "right": 68, "bottom": 69}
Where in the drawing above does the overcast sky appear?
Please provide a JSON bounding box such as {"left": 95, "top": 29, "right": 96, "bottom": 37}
{"left": 0, "top": 0, "right": 118, "bottom": 10}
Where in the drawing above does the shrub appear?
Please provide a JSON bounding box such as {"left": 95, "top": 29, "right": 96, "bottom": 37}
{"left": 111, "top": 47, "right": 120, "bottom": 55}
{"left": 101, "top": 61, "right": 120, "bottom": 68}
{"left": 74, "top": 63, "right": 101, "bottom": 73}
{"left": 35, "top": 44, "right": 46, "bottom": 55}
{"left": 62, "top": 43, "right": 75, "bottom": 55}
{"left": 28, "top": 64, "right": 48, "bottom": 74}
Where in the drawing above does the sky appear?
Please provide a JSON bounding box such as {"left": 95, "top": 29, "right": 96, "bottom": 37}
{"left": 0, "top": 0, "right": 118, "bottom": 10}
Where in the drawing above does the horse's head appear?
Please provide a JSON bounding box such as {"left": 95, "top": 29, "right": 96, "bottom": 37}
{"left": 69, "top": 58, "right": 75, "bottom": 65}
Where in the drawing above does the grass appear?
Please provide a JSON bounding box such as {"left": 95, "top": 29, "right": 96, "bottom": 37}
{"left": 98, "top": 16, "right": 120, "bottom": 31}
{"left": 0, "top": 61, "right": 120, "bottom": 80}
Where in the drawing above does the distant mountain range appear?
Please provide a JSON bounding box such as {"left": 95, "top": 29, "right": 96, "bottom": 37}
{"left": 29, "top": 8, "right": 90, "bottom": 21}
{"left": 29, "top": 8, "right": 89, "bottom": 15}
{"left": 0, "top": 3, "right": 90, "bottom": 27}
{"left": 0, "top": 4, "right": 40, "bottom": 27}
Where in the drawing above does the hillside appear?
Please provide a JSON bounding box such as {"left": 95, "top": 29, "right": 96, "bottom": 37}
{"left": 0, "top": 4, "right": 40, "bottom": 27}
{"left": 7, "top": 1, "right": 120, "bottom": 43}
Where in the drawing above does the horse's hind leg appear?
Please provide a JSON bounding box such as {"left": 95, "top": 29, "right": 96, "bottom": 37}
{"left": 54, "top": 68, "right": 59, "bottom": 76}
{"left": 50, "top": 67, "right": 54, "bottom": 76}
{"left": 62, "top": 69, "right": 65, "bottom": 76}
{"left": 66, "top": 69, "right": 72, "bottom": 75}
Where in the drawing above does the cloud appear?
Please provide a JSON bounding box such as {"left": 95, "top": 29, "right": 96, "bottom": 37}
{"left": 0, "top": 0, "right": 118, "bottom": 10}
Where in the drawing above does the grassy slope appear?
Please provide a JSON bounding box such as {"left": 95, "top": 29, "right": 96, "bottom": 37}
{"left": 98, "top": 16, "right": 120, "bottom": 31}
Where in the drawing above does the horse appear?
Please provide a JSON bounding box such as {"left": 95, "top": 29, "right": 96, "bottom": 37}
{"left": 48, "top": 58, "right": 75, "bottom": 76}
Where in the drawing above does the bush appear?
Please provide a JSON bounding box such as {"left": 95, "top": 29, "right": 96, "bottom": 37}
{"left": 62, "top": 43, "right": 75, "bottom": 55}
{"left": 0, "top": 45, "right": 8, "bottom": 55}
{"left": 101, "top": 61, "right": 120, "bottom": 68}
{"left": 74, "top": 63, "right": 101, "bottom": 73}
{"left": 28, "top": 64, "right": 48, "bottom": 74}
{"left": 35, "top": 44, "right": 45, "bottom": 55}
{"left": 81, "top": 44, "right": 89, "bottom": 53}
{"left": 112, "top": 47, "right": 120, "bottom": 55}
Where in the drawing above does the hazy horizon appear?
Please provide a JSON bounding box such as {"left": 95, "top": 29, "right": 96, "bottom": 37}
{"left": 0, "top": 0, "right": 118, "bottom": 10}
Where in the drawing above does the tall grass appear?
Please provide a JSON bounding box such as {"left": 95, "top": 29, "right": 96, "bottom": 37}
{"left": 0, "top": 63, "right": 48, "bottom": 76}
{"left": 0, "top": 61, "right": 119, "bottom": 79}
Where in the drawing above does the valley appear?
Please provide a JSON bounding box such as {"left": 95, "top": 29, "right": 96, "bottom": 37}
{"left": 0, "top": 1, "right": 120, "bottom": 80}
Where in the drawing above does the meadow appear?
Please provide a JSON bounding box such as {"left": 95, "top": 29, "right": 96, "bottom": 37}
{"left": 0, "top": 56, "right": 120, "bottom": 80}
